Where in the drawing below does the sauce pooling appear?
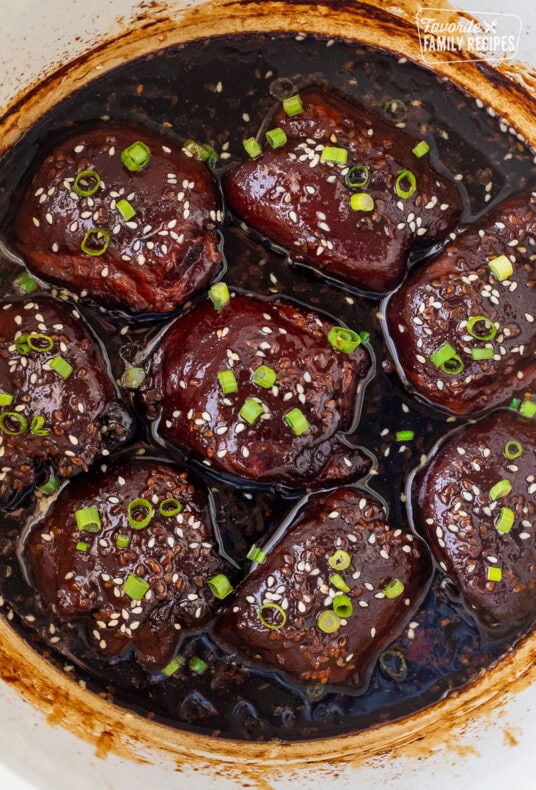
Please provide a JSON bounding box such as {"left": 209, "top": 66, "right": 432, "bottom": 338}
{"left": 0, "top": 33, "right": 535, "bottom": 742}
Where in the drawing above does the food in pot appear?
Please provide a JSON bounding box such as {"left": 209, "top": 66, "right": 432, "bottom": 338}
{"left": 411, "top": 409, "right": 536, "bottom": 633}
{"left": 24, "top": 456, "right": 232, "bottom": 669}
{"left": 385, "top": 190, "right": 536, "bottom": 415}
{"left": 0, "top": 33, "right": 534, "bottom": 742}
{"left": 0, "top": 295, "right": 129, "bottom": 509}
{"left": 12, "top": 125, "right": 223, "bottom": 314}
{"left": 224, "top": 87, "right": 463, "bottom": 293}
{"left": 140, "top": 291, "right": 372, "bottom": 488}
{"left": 216, "top": 487, "right": 432, "bottom": 686}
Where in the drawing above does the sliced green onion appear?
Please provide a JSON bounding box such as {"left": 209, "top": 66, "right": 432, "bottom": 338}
{"left": 15, "top": 336, "right": 31, "bottom": 355}
{"left": 486, "top": 566, "right": 502, "bottom": 582}
{"left": 412, "top": 140, "right": 430, "bottom": 158}
{"left": 327, "top": 326, "right": 361, "bottom": 354}
{"left": 81, "top": 227, "right": 110, "bottom": 257}
{"left": 471, "top": 347, "right": 494, "bottom": 361}
{"left": 441, "top": 354, "right": 465, "bottom": 376}
{"left": 127, "top": 498, "right": 154, "bottom": 530}
{"left": 38, "top": 475, "right": 60, "bottom": 496}
{"left": 359, "top": 331, "right": 370, "bottom": 343}
{"left": 49, "top": 356, "right": 73, "bottom": 380}
{"left": 329, "top": 573, "right": 350, "bottom": 593}
{"left": 395, "top": 430, "right": 414, "bottom": 441}
{"left": 73, "top": 169, "right": 101, "bottom": 197}
{"left": 379, "top": 649, "right": 408, "bottom": 681}
{"left": 252, "top": 365, "right": 277, "bottom": 389}
{"left": 258, "top": 602, "right": 287, "bottom": 630}
{"left": 283, "top": 93, "right": 304, "bottom": 117}
{"left": 489, "top": 479, "right": 512, "bottom": 500}
{"left": 188, "top": 656, "right": 208, "bottom": 675}
{"left": 495, "top": 507, "right": 515, "bottom": 535}
{"left": 395, "top": 169, "right": 417, "bottom": 199}
{"left": 240, "top": 398, "right": 264, "bottom": 425}
{"left": 265, "top": 128, "right": 287, "bottom": 149}
{"left": 0, "top": 411, "right": 28, "bottom": 435}
{"left": 243, "top": 137, "right": 263, "bottom": 159}
{"left": 121, "top": 141, "right": 151, "bottom": 172}
{"left": 317, "top": 610, "right": 341, "bottom": 634}
{"left": 320, "top": 146, "right": 348, "bottom": 164}
{"left": 384, "top": 578, "right": 405, "bottom": 599}
{"left": 159, "top": 498, "right": 183, "bottom": 517}
{"left": 519, "top": 399, "right": 536, "bottom": 419}
{"left": 202, "top": 144, "right": 218, "bottom": 167}
{"left": 208, "top": 281, "right": 230, "bottom": 311}
{"left": 488, "top": 255, "right": 513, "bottom": 281}
{"left": 349, "top": 192, "right": 375, "bottom": 212}
{"left": 76, "top": 541, "right": 89, "bottom": 552}
{"left": 15, "top": 272, "right": 38, "bottom": 293}
{"left": 161, "top": 656, "right": 184, "bottom": 677}
{"left": 345, "top": 165, "right": 369, "bottom": 189}
{"left": 123, "top": 573, "right": 150, "bottom": 600}
{"left": 116, "top": 198, "right": 136, "bottom": 221}
{"left": 31, "top": 415, "right": 49, "bottom": 436}
{"left": 75, "top": 506, "right": 101, "bottom": 533}
{"left": 182, "top": 139, "right": 215, "bottom": 163}
{"left": 121, "top": 367, "right": 146, "bottom": 390}
{"left": 16, "top": 333, "right": 53, "bottom": 355}
{"left": 466, "top": 315, "right": 497, "bottom": 341}
{"left": 429, "top": 341, "right": 462, "bottom": 373}
{"left": 116, "top": 534, "right": 131, "bottom": 549}
{"left": 208, "top": 574, "right": 234, "bottom": 600}
{"left": 504, "top": 439, "right": 523, "bottom": 460}
{"left": 15, "top": 332, "right": 53, "bottom": 355}
{"left": 247, "top": 544, "right": 267, "bottom": 564}
{"left": 328, "top": 550, "right": 351, "bottom": 571}
{"left": 333, "top": 594, "right": 353, "bottom": 618}
{"left": 509, "top": 397, "right": 521, "bottom": 411}
{"left": 0, "top": 391, "right": 13, "bottom": 407}
{"left": 218, "top": 369, "right": 237, "bottom": 395}
{"left": 284, "top": 407, "right": 309, "bottom": 436}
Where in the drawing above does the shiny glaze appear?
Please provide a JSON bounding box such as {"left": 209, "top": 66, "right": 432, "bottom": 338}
{"left": 217, "top": 487, "right": 432, "bottom": 687}
{"left": 0, "top": 295, "right": 128, "bottom": 508}
{"left": 141, "top": 293, "right": 372, "bottom": 489}
{"left": 0, "top": 34, "right": 534, "bottom": 742}
{"left": 13, "top": 125, "right": 223, "bottom": 313}
{"left": 385, "top": 190, "right": 536, "bottom": 415}
{"left": 24, "top": 456, "right": 233, "bottom": 669}
{"left": 224, "top": 87, "right": 463, "bottom": 294}
{"left": 411, "top": 410, "right": 536, "bottom": 632}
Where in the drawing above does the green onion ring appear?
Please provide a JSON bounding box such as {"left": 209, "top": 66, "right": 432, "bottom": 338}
{"left": 395, "top": 169, "right": 417, "bottom": 199}
{"left": 258, "top": 602, "right": 287, "bottom": 630}
{"left": 127, "top": 498, "right": 154, "bottom": 530}
{"left": 73, "top": 169, "right": 101, "bottom": 197}
{"left": 0, "top": 411, "right": 29, "bottom": 435}
{"left": 159, "top": 498, "right": 183, "bottom": 517}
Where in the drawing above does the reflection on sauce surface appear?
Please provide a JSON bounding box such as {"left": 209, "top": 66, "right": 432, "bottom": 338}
{"left": 0, "top": 33, "right": 535, "bottom": 742}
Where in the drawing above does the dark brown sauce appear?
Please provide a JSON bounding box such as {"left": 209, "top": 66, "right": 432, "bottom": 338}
{"left": 0, "top": 33, "right": 534, "bottom": 742}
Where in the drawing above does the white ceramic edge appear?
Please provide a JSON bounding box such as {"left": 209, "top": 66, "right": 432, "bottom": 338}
{"left": 1, "top": 1, "right": 535, "bottom": 787}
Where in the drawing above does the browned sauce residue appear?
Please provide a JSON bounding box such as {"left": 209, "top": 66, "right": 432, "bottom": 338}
{"left": 0, "top": 0, "right": 535, "bottom": 783}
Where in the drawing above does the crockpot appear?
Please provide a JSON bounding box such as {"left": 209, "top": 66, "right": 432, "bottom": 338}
{"left": 1, "top": 1, "right": 535, "bottom": 787}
